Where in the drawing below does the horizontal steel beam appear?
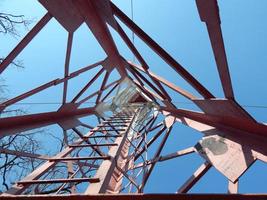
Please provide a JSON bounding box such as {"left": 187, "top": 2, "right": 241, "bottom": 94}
{"left": 161, "top": 106, "right": 267, "bottom": 139}
{"left": 83, "top": 135, "right": 122, "bottom": 139}
{"left": 17, "top": 178, "right": 100, "bottom": 185}
{"left": 68, "top": 143, "right": 118, "bottom": 147}
{"left": 49, "top": 156, "right": 110, "bottom": 161}
{"left": 0, "top": 106, "right": 95, "bottom": 137}
{"left": 2, "top": 193, "right": 266, "bottom": 200}
{"left": 0, "top": 148, "right": 49, "bottom": 160}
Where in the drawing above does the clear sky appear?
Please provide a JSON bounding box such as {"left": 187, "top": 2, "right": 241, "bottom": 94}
{"left": 1, "top": 0, "right": 267, "bottom": 194}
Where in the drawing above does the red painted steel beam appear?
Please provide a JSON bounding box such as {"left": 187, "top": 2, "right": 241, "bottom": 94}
{"left": 130, "top": 62, "right": 196, "bottom": 100}
{"left": 161, "top": 106, "right": 267, "bottom": 139}
{"left": 177, "top": 161, "right": 212, "bottom": 193}
{"left": 69, "top": 143, "right": 118, "bottom": 147}
{"left": 72, "top": 127, "right": 106, "bottom": 157}
{"left": 196, "top": 0, "right": 234, "bottom": 99}
{"left": 17, "top": 178, "right": 100, "bottom": 185}
{"left": 74, "top": 0, "right": 127, "bottom": 77}
{"left": 0, "top": 106, "right": 95, "bottom": 137}
{"left": 1, "top": 194, "right": 267, "bottom": 200}
{"left": 128, "top": 77, "right": 158, "bottom": 103}
{"left": 38, "top": 0, "right": 83, "bottom": 33}
{"left": 134, "top": 147, "right": 195, "bottom": 169}
{"left": 4, "top": 125, "right": 103, "bottom": 195}
{"left": 0, "top": 13, "right": 52, "bottom": 74}
{"left": 127, "top": 65, "right": 167, "bottom": 101}
{"left": 111, "top": 3, "right": 214, "bottom": 99}
{"left": 0, "top": 148, "right": 49, "bottom": 160}
{"left": 71, "top": 68, "right": 105, "bottom": 103}
{"left": 85, "top": 113, "right": 136, "bottom": 194}
{"left": 101, "top": 81, "right": 120, "bottom": 102}
{"left": 132, "top": 79, "right": 162, "bottom": 104}
{"left": 78, "top": 78, "right": 120, "bottom": 105}
{"left": 134, "top": 126, "right": 167, "bottom": 161}
{"left": 129, "top": 64, "right": 173, "bottom": 103}
{"left": 115, "top": 23, "right": 149, "bottom": 71}
{"left": 62, "top": 32, "right": 73, "bottom": 103}
{"left": 0, "top": 61, "right": 102, "bottom": 111}
{"left": 96, "top": 71, "right": 110, "bottom": 104}
{"left": 228, "top": 180, "right": 239, "bottom": 194}
{"left": 49, "top": 156, "right": 110, "bottom": 161}
{"left": 115, "top": 24, "right": 172, "bottom": 101}
{"left": 140, "top": 122, "right": 174, "bottom": 191}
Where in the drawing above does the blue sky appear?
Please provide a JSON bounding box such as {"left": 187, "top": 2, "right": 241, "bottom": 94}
{"left": 1, "top": 0, "right": 267, "bottom": 194}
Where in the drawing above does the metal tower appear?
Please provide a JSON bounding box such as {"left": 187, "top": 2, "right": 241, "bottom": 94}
{"left": 0, "top": 0, "right": 267, "bottom": 199}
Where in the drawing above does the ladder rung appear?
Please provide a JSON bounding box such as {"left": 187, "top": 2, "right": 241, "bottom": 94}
{"left": 103, "top": 122, "right": 127, "bottom": 124}
{"left": 110, "top": 117, "right": 131, "bottom": 119}
{"left": 105, "top": 120, "right": 130, "bottom": 123}
{"left": 91, "top": 129, "right": 126, "bottom": 132}
{"left": 17, "top": 177, "right": 100, "bottom": 185}
{"left": 113, "top": 113, "right": 133, "bottom": 116}
{"left": 98, "top": 125, "right": 127, "bottom": 127}
{"left": 49, "top": 156, "right": 110, "bottom": 161}
{"left": 83, "top": 135, "right": 122, "bottom": 139}
{"left": 69, "top": 143, "right": 118, "bottom": 148}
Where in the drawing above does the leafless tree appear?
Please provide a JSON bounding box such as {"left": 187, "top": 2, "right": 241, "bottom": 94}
{"left": 0, "top": 12, "right": 31, "bottom": 36}
{"left": 0, "top": 11, "right": 42, "bottom": 193}
{"left": 0, "top": 12, "right": 32, "bottom": 68}
{"left": 0, "top": 11, "right": 93, "bottom": 194}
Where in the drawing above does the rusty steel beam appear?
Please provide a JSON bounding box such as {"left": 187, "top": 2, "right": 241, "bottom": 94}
{"left": 196, "top": 0, "right": 234, "bottom": 99}
{"left": 111, "top": 3, "right": 214, "bottom": 98}
{"left": 0, "top": 13, "right": 52, "bottom": 74}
